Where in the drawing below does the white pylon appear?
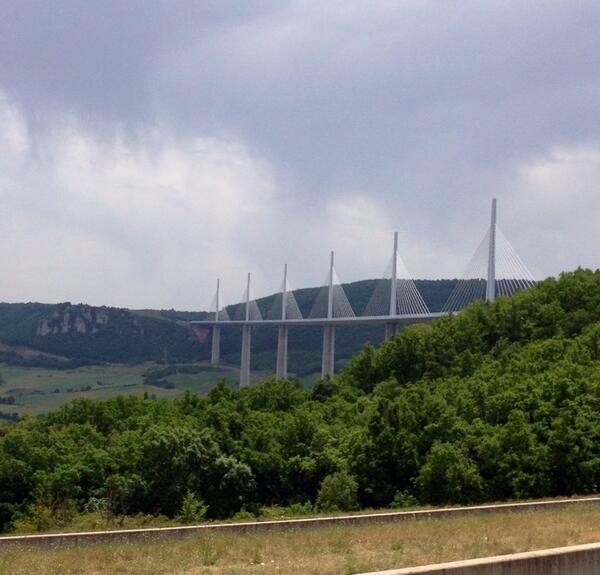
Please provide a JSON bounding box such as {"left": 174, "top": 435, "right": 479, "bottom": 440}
{"left": 486, "top": 198, "right": 497, "bottom": 302}
{"left": 389, "top": 232, "right": 398, "bottom": 317}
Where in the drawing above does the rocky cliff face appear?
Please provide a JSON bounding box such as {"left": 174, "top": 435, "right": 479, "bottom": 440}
{"left": 0, "top": 302, "right": 204, "bottom": 365}
{"left": 36, "top": 305, "right": 114, "bottom": 336}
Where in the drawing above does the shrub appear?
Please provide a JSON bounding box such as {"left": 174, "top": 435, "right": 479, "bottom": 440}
{"left": 416, "top": 442, "right": 483, "bottom": 505}
{"left": 316, "top": 471, "right": 359, "bottom": 512}
{"left": 231, "top": 508, "right": 255, "bottom": 521}
{"left": 390, "top": 490, "right": 418, "bottom": 509}
{"left": 259, "top": 502, "right": 314, "bottom": 519}
{"left": 176, "top": 491, "right": 208, "bottom": 524}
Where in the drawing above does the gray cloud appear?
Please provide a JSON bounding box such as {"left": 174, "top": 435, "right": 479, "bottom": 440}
{"left": 0, "top": 1, "right": 599, "bottom": 309}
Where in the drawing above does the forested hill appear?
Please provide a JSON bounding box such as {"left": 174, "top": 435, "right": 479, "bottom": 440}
{"left": 0, "top": 269, "right": 599, "bottom": 533}
{"left": 0, "top": 302, "right": 206, "bottom": 366}
{"left": 0, "top": 280, "right": 457, "bottom": 372}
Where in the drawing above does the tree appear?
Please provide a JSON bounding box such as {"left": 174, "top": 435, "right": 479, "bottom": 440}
{"left": 176, "top": 490, "right": 207, "bottom": 524}
{"left": 316, "top": 471, "right": 359, "bottom": 512}
{"left": 416, "top": 442, "right": 483, "bottom": 505}
{"left": 136, "top": 425, "right": 254, "bottom": 518}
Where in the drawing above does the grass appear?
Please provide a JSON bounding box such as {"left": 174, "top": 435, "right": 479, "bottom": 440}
{"left": 2, "top": 504, "right": 600, "bottom": 574}
{"left": 0, "top": 362, "right": 270, "bottom": 416}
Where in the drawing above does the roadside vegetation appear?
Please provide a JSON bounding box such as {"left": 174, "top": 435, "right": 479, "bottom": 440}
{"left": 2, "top": 504, "right": 600, "bottom": 575}
{"left": 1, "top": 269, "right": 600, "bottom": 534}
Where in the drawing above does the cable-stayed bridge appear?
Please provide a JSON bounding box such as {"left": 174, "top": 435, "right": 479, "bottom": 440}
{"left": 191, "top": 199, "right": 535, "bottom": 386}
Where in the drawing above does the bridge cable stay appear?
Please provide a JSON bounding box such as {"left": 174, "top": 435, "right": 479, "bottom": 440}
{"left": 363, "top": 239, "right": 430, "bottom": 317}
{"left": 209, "top": 278, "right": 231, "bottom": 321}
{"left": 495, "top": 227, "right": 536, "bottom": 297}
{"left": 267, "top": 268, "right": 303, "bottom": 320}
{"left": 308, "top": 258, "right": 355, "bottom": 319}
{"left": 442, "top": 230, "right": 489, "bottom": 313}
{"left": 443, "top": 218, "right": 536, "bottom": 313}
{"left": 232, "top": 273, "right": 264, "bottom": 321}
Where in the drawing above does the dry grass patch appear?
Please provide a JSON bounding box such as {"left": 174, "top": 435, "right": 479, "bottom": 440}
{"left": 2, "top": 504, "right": 600, "bottom": 575}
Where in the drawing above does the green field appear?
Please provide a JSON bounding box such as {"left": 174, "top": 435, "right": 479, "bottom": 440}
{"left": 0, "top": 362, "right": 270, "bottom": 415}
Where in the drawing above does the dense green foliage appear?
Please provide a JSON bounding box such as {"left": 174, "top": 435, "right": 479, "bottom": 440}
{"left": 1, "top": 270, "right": 599, "bottom": 533}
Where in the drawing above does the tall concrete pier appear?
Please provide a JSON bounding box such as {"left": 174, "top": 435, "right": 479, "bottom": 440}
{"left": 321, "top": 251, "right": 336, "bottom": 378}
{"left": 276, "top": 325, "right": 288, "bottom": 379}
{"left": 276, "top": 264, "right": 289, "bottom": 379}
{"left": 240, "top": 325, "right": 252, "bottom": 387}
{"left": 321, "top": 325, "right": 335, "bottom": 378}
{"left": 240, "top": 273, "right": 252, "bottom": 387}
{"left": 384, "top": 322, "right": 398, "bottom": 340}
{"left": 211, "top": 325, "right": 221, "bottom": 366}
{"left": 211, "top": 278, "right": 221, "bottom": 366}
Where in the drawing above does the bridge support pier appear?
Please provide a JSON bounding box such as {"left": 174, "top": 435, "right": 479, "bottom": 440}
{"left": 240, "top": 325, "right": 252, "bottom": 387}
{"left": 384, "top": 322, "right": 398, "bottom": 341}
{"left": 276, "top": 325, "right": 288, "bottom": 379}
{"left": 321, "top": 325, "right": 335, "bottom": 378}
{"left": 211, "top": 325, "right": 221, "bottom": 366}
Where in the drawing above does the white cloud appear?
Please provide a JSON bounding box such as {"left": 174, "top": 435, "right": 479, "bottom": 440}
{"left": 0, "top": 92, "right": 278, "bottom": 309}
{"left": 1, "top": 75, "right": 599, "bottom": 311}
{"left": 506, "top": 144, "right": 600, "bottom": 279}
{"left": 0, "top": 93, "right": 29, "bottom": 157}
{"left": 2, "top": 92, "right": 449, "bottom": 309}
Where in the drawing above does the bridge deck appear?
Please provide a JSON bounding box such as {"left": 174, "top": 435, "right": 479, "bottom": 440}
{"left": 191, "top": 312, "right": 446, "bottom": 327}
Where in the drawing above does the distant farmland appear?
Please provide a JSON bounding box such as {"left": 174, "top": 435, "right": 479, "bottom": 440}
{"left": 0, "top": 362, "right": 260, "bottom": 416}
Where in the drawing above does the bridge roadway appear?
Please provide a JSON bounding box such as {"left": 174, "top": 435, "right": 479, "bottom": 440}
{"left": 191, "top": 312, "right": 447, "bottom": 386}
{"left": 190, "top": 312, "right": 446, "bottom": 327}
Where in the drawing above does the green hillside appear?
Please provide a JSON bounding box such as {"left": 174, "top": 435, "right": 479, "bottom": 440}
{"left": 0, "top": 269, "right": 599, "bottom": 534}
{"left": 0, "top": 302, "right": 205, "bottom": 366}
{"left": 0, "top": 280, "right": 457, "bottom": 376}
{"left": 0, "top": 280, "right": 457, "bottom": 415}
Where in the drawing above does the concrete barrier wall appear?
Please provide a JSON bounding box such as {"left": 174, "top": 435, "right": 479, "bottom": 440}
{"left": 361, "top": 542, "right": 600, "bottom": 575}
{"left": 1, "top": 496, "right": 599, "bottom": 549}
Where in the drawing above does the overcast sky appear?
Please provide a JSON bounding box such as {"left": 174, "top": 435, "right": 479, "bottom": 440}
{"left": 1, "top": 1, "right": 599, "bottom": 310}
